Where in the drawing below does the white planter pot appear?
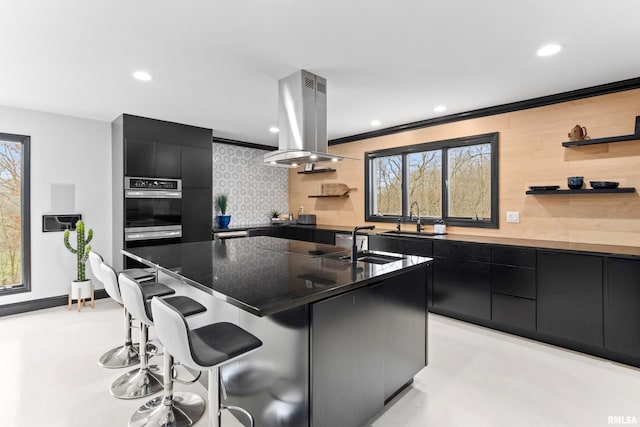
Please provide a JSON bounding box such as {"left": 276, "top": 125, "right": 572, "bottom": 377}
{"left": 70, "top": 279, "right": 92, "bottom": 300}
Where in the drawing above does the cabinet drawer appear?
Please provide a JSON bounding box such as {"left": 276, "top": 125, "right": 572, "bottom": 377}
{"left": 433, "top": 241, "right": 490, "bottom": 262}
{"left": 492, "top": 247, "right": 536, "bottom": 267}
{"left": 491, "top": 293, "right": 536, "bottom": 331}
{"left": 491, "top": 264, "right": 536, "bottom": 299}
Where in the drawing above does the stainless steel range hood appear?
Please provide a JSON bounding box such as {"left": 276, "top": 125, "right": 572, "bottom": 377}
{"left": 264, "top": 70, "right": 350, "bottom": 166}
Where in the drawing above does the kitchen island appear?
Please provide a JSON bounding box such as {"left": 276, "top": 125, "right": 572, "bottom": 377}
{"left": 123, "top": 236, "right": 432, "bottom": 427}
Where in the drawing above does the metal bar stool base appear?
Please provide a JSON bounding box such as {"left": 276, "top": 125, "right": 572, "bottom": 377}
{"left": 99, "top": 344, "right": 140, "bottom": 368}
{"left": 111, "top": 369, "right": 164, "bottom": 399}
{"left": 129, "top": 392, "right": 205, "bottom": 427}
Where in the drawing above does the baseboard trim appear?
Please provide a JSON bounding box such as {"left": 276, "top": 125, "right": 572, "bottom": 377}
{"left": 0, "top": 289, "right": 108, "bottom": 317}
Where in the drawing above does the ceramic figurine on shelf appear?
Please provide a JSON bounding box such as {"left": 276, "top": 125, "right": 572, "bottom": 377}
{"left": 568, "top": 125, "right": 589, "bottom": 141}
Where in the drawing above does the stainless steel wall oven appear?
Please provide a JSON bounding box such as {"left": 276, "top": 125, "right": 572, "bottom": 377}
{"left": 124, "top": 177, "right": 182, "bottom": 242}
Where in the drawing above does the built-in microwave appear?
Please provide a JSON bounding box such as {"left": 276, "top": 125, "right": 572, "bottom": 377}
{"left": 124, "top": 177, "right": 182, "bottom": 241}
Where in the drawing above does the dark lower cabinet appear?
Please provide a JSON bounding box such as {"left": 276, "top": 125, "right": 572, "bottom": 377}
{"left": 537, "top": 251, "right": 603, "bottom": 347}
{"left": 314, "top": 229, "right": 335, "bottom": 245}
{"left": 491, "top": 293, "right": 536, "bottom": 330}
{"left": 312, "top": 284, "right": 385, "bottom": 427}
{"left": 293, "top": 227, "right": 314, "bottom": 242}
{"left": 432, "top": 257, "right": 491, "bottom": 320}
{"left": 605, "top": 258, "right": 640, "bottom": 357}
{"left": 383, "top": 268, "right": 427, "bottom": 400}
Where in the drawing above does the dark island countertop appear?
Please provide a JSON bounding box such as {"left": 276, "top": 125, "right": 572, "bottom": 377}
{"left": 122, "top": 236, "right": 432, "bottom": 317}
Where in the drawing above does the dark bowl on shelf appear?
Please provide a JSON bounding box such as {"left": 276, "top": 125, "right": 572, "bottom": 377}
{"left": 590, "top": 181, "right": 619, "bottom": 189}
{"left": 567, "top": 176, "right": 584, "bottom": 190}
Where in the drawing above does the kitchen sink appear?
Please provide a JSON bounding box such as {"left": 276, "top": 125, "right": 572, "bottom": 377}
{"left": 357, "top": 254, "right": 406, "bottom": 264}
{"left": 382, "top": 230, "right": 443, "bottom": 238}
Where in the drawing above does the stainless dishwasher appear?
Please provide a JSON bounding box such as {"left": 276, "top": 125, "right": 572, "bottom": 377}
{"left": 334, "top": 232, "right": 369, "bottom": 251}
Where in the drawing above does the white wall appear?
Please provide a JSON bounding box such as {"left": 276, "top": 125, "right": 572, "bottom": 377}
{"left": 0, "top": 105, "right": 112, "bottom": 306}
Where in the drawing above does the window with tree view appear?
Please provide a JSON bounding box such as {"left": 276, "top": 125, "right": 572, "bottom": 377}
{"left": 0, "top": 133, "right": 30, "bottom": 294}
{"left": 366, "top": 132, "right": 498, "bottom": 228}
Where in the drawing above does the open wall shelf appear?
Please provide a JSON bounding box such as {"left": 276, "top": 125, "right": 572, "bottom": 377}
{"left": 308, "top": 194, "right": 349, "bottom": 198}
{"left": 526, "top": 188, "right": 636, "bottom": 195}
{"left": 562, "top": 116, "right": 640, "bottom": 147}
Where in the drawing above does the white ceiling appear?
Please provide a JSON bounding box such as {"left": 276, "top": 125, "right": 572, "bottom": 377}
{"left": 1, "top": 0, "right": 639, "bottom": 147}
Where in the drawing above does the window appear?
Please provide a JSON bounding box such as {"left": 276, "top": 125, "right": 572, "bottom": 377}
{"left": 0, "top": 133, "right": 30, "bottom": 295}
{"left": 365, "top": 132, "right": 498, "bottom": 228}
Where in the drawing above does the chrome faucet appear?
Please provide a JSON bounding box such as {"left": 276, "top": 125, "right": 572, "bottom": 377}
{"left": 351, "top": 225, "right": 375, "bottom": 263}
{"left": 409, "top": 201, "right": 424, "bottom": 233}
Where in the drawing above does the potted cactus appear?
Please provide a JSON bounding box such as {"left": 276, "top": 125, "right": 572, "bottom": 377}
{"left": 63, "top": 220, "right": 93, "bottom": 309}
{"left": 215, "top": 194, "right": 231, "bottom": 229}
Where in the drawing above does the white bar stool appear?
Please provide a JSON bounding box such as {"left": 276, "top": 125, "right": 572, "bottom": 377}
{"left": 88, "top": 252, "right": 156, "bottom": 368}
{"left": 150, "top": 296, "right": 263, "bottom": 427}
{"left": 111, "top": 272, "right": 182, "bottom": 399}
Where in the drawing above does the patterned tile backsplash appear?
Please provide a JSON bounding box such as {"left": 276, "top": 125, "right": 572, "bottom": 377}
{"left": 212, "top": 143, "right": 288, "bottom": 227}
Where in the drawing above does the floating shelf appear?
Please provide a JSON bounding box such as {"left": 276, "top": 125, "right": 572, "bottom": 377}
{"left": 562, "top": 134, "right": 639, "bottom": 147}
{"left": 308, "top": 194, "right": 350, "bottom": 198}
{"left": 297, "top": 168, "right": 337, "bottom": 174}
{"left": 526, "top": 187, "right": 636, "bottom": 195}
{"left": 562, "top": 116, "right": 640, "bottom": 147}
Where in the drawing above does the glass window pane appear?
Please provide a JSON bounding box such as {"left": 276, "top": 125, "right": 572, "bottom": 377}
{"left": 371, "top": 155, "right": 402, "bottom": 216}
{"left": 0, "top": 140, "right": 22, "bottom": 287}
{"left": 408, "top": 150, "right": 442, "bottom": 217}
{"left": 447, "top": 143, "right": 491, "bottom": 219}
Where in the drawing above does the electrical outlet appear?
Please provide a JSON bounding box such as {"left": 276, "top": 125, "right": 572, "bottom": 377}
{"left": 506, "top": 211, "right": 520, "bottom": 223}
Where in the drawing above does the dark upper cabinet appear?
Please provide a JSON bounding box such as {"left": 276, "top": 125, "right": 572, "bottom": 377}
{"left": 605, "top": 257, "right": 640, "bottom": 357}
{"left": 125, "top": 138, "right": 155, "bottom": 177}
{"left": 155, "top": 141, "right": 181, "bottom": 178}
{"left": 537, "top": 251, "right": 603, "bottom": 347}
{"left": 432, "top": 241, "right": 491, "bottom": 320}
{"left": 125, "top": 138, "right": 181, "bottom": 178}
{"left": 181, "top": 188, "right": 213, "bottom": 242}
{"left": 312, "top": 284, "right": 385, "bottom": 427}
{"left": 181, "top": 146, "right": 212, "bottom": 188}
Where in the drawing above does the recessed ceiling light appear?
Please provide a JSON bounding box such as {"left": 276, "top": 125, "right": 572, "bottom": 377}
{"left": 331, "top": 158, "right": 338, "bottom": 162}
{"left": 269, "top": 126, "right": 279, "bottom": 133}
{"left": 537, "top": 44, "right": 562, "bottom": 57}
{"left": 133, "top": 70, "right": 152, "bottom": 81}
{"left": 291, "top": 163, "right": 298, "bottom": 167}
{"left": 370, "top": 120, "right": 381, "bottom": 127}
{"left": 270, "top": 161, "right": 276, "bottom": 165}
{"left": 310, "top": 154, "right": 318, "bottom": 160}
{"left": 433, "top": 105, "right": 447, "bottom": 113}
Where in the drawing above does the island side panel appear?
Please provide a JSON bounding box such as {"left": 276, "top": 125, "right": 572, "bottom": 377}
{"left": 220, "top": 304, "right": 310, "bottom": 427}
{"left": 311, "top": 265, "right": 428, "bottom": 427}
{"left": 383, "top": 266, "right": 428, "bottom": 400}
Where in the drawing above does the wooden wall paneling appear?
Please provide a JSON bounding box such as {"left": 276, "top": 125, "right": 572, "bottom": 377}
{"left": 289, "top": 89, "right": 640, "bottom": 246}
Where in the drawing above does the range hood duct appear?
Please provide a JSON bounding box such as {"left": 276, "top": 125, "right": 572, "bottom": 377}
{"left": 264, "top": 70, "right": 349, "bottom": 166}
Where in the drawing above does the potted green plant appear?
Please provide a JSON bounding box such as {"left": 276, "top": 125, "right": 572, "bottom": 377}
{"left": 215, "top": 194, "right": 231, "bottom": 229}
{"left": 63, "top": 220, "right": 93, "bottom": 309}
{"left": 271, "top": 210, "right": 281, "bottom": 222}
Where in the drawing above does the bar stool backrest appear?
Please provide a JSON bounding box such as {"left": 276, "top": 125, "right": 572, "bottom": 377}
{"left": 119, "top": 273, "right": 153, "bottom": 327}
{"left": 90, "top": 252, "right": 123, "bottom": 305}
{"left": 151, "top": 296, "right": 201, "bottom": 371}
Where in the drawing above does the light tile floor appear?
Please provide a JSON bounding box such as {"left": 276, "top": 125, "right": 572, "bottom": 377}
{"left": 1, "top": 299, "right": 639, "bottom": 427}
